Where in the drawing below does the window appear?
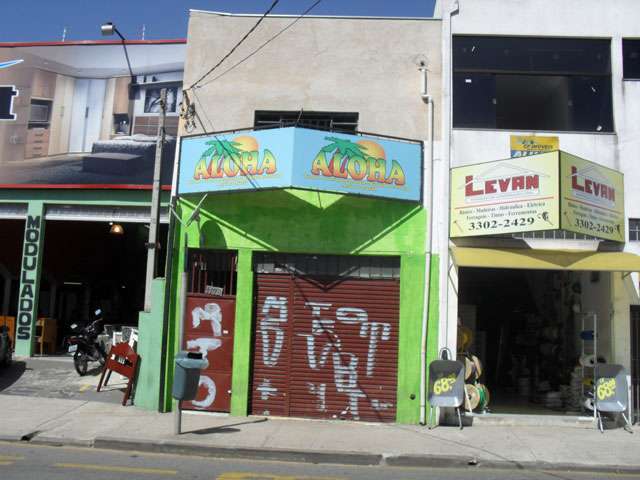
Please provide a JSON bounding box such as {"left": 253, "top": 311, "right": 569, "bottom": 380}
{"left": 630, "top": 219, "right": 640, "bottom": 241}
{"left": 187, "top": 249, "right": 238, "bottom": 296}
{"left": 254, "top": 111, "right": 358, "bottom": 132}
{"left": 453, "top": 36, "right": 613, "bottom": 132}
{"left": 623, "top": 39, "right": 640, "bottom": 79}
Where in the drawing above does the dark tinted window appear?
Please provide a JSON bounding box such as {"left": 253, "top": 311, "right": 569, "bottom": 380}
{"left": 454, "top": 36, "right": 611, "bottom": 75}
{"left": 453, "top": 36, "right": 613, "bottom": 132}
{"left": 254, "top": 111, "right": 358, "bottom": 132}
{"left": 623, "top": 39, "right": 640, "bottom": 79}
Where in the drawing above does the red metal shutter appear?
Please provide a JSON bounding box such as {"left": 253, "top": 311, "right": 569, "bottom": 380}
{"left": 289, "top": 275, "right": 400, "bottom": 422}
{"left": 251, "top": 273, "right": 292, "bottom": 416}
{"left": 251, "top": 272, "right": 400, "bottom": 422}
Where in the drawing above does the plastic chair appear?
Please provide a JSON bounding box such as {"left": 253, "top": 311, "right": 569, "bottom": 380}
{"left": 35, "top": 317, "right": 58, "bottom": 354}
{"left": 428, "top": 348, "right": 466, "bottom": 429}
{"left": 97, "top": 342, "right": 140, "bottom": 406}
{"left": 594, "top": 364, "right": 633, "bottom": 433}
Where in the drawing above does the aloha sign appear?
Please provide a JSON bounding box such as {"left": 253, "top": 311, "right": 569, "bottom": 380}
{"left": 178, "top": 127, "right": 422, "bottom": 201}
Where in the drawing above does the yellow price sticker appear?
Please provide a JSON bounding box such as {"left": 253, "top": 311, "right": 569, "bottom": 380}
{"left": 434, "top": 373, "right": 457, "bottom": 395}
{"left": 596, "top": 378, "right": 616, "bottom": 401}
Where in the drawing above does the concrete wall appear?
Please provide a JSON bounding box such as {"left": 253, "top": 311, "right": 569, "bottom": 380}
{"left": 183, "top": 11, "right": 442, "bottom": 141}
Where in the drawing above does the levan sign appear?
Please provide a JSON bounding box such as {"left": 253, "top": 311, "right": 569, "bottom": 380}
{"left": 450, "top": 151, "right": 624, "bottom": 242}
{"left": 178, "top": 127, "right": 423, "bottom": 202}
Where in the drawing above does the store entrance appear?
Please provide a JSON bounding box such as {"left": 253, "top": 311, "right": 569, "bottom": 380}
{"left": 38, "top": 220, "right": 168, "bottom": 355}
{"left": 457, "top": 267, "right": 610, "bottom": 416}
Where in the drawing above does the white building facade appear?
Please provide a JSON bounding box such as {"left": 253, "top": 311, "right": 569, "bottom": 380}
{"left": 434, "top": 0, "right": 640, "bottom": 420}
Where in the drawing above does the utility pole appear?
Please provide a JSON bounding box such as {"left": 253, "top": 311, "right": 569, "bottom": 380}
{"left": 144, "top": 88, "right": 167, "bottom": 312}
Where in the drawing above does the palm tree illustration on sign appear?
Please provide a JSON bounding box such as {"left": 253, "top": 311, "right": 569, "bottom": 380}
{"left": 322, "top": 137, "right": 368, "bottom": 172}
{"left": 200, "top": 139, "right": 243, "bottom": 161}
{"left": 322, "top": 137, "right": 367, "bottom": 159}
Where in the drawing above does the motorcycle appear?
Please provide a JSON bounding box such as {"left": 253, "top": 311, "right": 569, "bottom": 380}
{"left": 67, "top": 309, "right": 107, "bottom": 376}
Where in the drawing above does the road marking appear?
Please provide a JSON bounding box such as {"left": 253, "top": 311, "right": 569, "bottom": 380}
{"left": 217, "top": 473, "right": 345, "bottom": 480}
{"left": 0, "top": 455, "right": 23, "bottom": 461}
{"left": 79, "top": 384, "right": 92, "bottom": 392}
{"left": 54, "top": 463, "right": 177, "bottom": 475}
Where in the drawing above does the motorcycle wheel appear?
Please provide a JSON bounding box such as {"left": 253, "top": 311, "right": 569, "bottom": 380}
{"left": 98, "top": 349, "right": 106, "bottom": 367}
{"left": 73, "top": 350, "right": 88, "bottom": 376}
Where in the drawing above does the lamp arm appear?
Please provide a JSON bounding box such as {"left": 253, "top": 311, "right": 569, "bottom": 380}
{"left": 114, "top": 27, "right": 135, "bottom": 82}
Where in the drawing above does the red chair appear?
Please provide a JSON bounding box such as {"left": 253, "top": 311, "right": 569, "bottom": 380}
{"left": 97, "top": 342, "right": 140, "bottom": 406}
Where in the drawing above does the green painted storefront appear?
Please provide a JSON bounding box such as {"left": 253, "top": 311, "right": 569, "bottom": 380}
{"left": 0, "top": 189, "right": 170, "bottom": 410}
{"left": 165, "top": 188, "right": 439, "bottom": 424}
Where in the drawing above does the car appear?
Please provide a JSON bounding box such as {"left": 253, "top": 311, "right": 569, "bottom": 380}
{"left": 0, "top": 326, "right": 12, "bottom": 367}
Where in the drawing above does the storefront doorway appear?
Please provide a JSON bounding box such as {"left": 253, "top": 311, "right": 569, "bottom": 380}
{"left": 0, "top": 218, "right": 25, "bottom": 344}
{"left": 457, "top": 267, "right": 611, "bottom": 416}
{"left": 38, "top": 220, "right": 168, "bottom": 355}
{"left": 632, "top": 306, "right": 640, "bottom": 424}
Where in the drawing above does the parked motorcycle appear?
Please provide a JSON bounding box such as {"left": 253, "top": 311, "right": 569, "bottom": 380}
{"left": 0, "top": 325, "right": 11, "bottom": 367}
{"left": 67, "top": 309, "right": 107, "bottom": 376}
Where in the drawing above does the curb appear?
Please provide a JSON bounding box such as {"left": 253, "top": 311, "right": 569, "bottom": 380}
{"left": 30, "top": 436, "right": 93, "bottom": 448}
{"left": 384, "top": 454, "right": 640, "bottom": 475}
{"left": 3, "top": 433, "right": 640, "bottom": 474}
{"left": 93, "top": 436, "right": 382, "bottom": 466}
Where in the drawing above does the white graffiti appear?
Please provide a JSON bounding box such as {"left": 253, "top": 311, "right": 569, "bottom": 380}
{"left": 257, "top": 378, "right": 278, "bottom": 401}
{"left": 297, "top": 302, "right": 338, "bottom": 370}
{"left": 192, "top": 375, "right": 216, "bottom": 409}
{"left": 336, "top": 307, "right": 391, "bottom": 377}
{"left": 371, "top": 399, "right": 393, "bottom": 411}
{"left": 307, "top": 382, "right": 327, "bottom": 412}
{"left": 188, "top": 303, "right": 224, "bottom": 367}
{"left": 188, "top": 303, "right": 224, "bottom": 406}
{"left": 332, "top": 352, "right": 366, "bottom": 420}
{"left": 192, "top": 303, "right": 222, "bottom": 336}
{"left": 259, "top": 296, "right": 288, "bottom": 367}
{"left": 186, "top": 337, "right": 221, "bottom": 368}
{"left": 299, "top": 302, "right": 393, "bottom": 419}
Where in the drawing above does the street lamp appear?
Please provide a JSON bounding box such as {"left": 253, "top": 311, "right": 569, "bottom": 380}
{"left": 101, "top": 21, "right": 166, "bottom": 312}
{"left": 101, "top": 22, "right": 136, "bottom": 100}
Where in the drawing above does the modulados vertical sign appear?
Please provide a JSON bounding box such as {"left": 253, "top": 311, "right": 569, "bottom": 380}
{"left": 15, "top": 208, "right": 45, "bottom": 356}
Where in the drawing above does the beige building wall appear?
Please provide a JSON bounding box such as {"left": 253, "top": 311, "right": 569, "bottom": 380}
{"left": 182, "top": 11, "right": 442, "bottom": 142}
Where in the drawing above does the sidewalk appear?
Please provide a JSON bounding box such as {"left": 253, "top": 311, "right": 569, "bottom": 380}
{"left": 0, "top": 393, "right": 638, "bottom": 473}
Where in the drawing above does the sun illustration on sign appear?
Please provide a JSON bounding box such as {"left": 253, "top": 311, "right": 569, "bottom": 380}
{"left": 356, "top": 140, "right": 386, "bottom": 160}
{"left": 311, "top": 136, "right": 405, "bottom": 186}
{"left": 193, "top": 135, "right": 276, "bottom": 180}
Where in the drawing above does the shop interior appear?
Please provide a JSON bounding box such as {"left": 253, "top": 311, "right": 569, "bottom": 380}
{"left": 457, "top": 267, "right": 610, "bottom": 416}
{"left": 0, "top": 220, "right": 168, "bottom": 355}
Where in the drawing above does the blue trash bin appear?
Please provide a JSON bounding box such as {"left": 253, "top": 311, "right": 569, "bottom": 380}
{"left": 172, "top": 351, "right": 207, "bottom": 401}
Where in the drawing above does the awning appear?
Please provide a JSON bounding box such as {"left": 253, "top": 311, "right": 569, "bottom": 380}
{"left": 450, "top": 247, "right": 640, "bottom": 272}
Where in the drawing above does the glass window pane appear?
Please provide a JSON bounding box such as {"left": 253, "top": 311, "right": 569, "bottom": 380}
{"left": 454, "top": 36, "right": 611, "bottom": 75}
{"left": 569, "top": 76, "right": 614, "bottom": 132}
{"left": 453, "top": 73, "right": 496, "bottom": 128}
{"left": 623, "top": 40, "right": 640, "bottom": 79}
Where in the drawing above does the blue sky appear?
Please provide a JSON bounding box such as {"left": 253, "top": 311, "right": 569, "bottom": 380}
{"left": 0, "top": 1, "right": 436, "bottom": 42}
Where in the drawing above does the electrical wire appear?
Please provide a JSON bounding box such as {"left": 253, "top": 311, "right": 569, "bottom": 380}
{"left": 187, "top": 0, "right": 280, "bottom": 91}
{"left": 196, "top": 0, "right": 323, "bottom": 90}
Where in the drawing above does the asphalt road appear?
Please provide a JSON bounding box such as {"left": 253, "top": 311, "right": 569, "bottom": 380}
{"left": 0, "top": 441, "right": 638, "bottom": 480}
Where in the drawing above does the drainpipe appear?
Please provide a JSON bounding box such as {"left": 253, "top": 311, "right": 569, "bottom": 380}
{"left": 419, "top": 64, "right": 435, "bottom": 425}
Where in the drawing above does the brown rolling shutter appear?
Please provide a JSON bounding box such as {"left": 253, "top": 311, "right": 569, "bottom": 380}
{"left": 251, "top": 273, "right": 292, "bottom": 417}
{"left": 251, "top": 270, "right": 400, "bottom": 423}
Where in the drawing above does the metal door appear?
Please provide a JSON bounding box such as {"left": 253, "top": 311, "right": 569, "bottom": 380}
{"left": 632, "top": 306, "right": 640, "bottom": 424}
{"left": 251, "top": 271, "right": 400, "bottom": 422}
{"left": 181, "top": 294, "right": 235, "bottom": 412}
